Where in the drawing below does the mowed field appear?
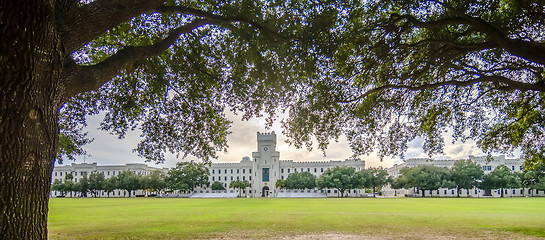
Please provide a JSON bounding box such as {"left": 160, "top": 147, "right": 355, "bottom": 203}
{"left": 48, "top": 197, "right": 545, "bottom": 239}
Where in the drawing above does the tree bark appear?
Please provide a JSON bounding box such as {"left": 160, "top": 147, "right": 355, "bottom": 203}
{"left": 0, "top": 1, "right": 63, "bottom": 238}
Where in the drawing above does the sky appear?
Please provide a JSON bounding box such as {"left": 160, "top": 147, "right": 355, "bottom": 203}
{"left": 62, "top": 110, "right": 502, "bottom": 170}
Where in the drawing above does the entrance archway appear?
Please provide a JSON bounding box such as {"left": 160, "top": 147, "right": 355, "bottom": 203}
{"left": 262, "top": 186, "right": 270, "bottom": 197}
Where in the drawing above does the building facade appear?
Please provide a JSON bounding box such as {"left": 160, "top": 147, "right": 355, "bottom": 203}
{"left": 207, "top": 132, "right": 365, "bottom": 197}
{"left": 384, "top": 155, "right": 544, "bottom": 197}
{"left": 51, "top": 131, "right": 365, "bottom": 198}
{"left": 50, "top": 163, "right": 168, "bottom": 197}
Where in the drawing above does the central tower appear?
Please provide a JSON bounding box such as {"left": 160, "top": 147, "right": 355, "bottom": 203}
{"left": 251, "top": 132, "right": 280, "bottom": 197}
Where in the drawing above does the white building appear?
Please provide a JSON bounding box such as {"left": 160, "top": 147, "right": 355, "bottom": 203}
{"left": 205, "top": 132, "right": 365, "bottom": 197}
{"left": 50, "top": 162, "right": 168, "bottom": 197}
{"left": 384, "top": 155, "right": 544, "bottom": 197}
{"left": 51, "top": 131, "right": 365, "bottom": 198}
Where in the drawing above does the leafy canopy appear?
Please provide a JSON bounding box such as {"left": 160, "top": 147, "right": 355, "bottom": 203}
{"left": 280, "top": 0, "right": 545, "bottom": 165}
{"left": 59, "top": 0, "right": 545, "bottom": 166}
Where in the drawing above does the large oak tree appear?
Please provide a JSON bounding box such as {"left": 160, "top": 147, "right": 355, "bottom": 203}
{"left": 0, "top": 0, "right": 346, "bottom": 238}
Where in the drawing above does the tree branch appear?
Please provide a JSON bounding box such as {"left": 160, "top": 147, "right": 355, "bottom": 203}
{"left": 390, "top": 14, "right": 467, "bottom": 29}
{"left": 390, "top": 13, "right": 545, "bottom": 65}
{"left": 460, "top": 15, "right": 545, "bottom": 66}
{"left": 62, "top": 19, "right": 209, "bottom": 99}
{"left": 341, "top": 76, "right": 545, "bottom": 103}
{"left": 155, "top": 5, "right": 292, "bottom": 42}
{"left": 57, "top": 0, "right": 165, "bottom": 54}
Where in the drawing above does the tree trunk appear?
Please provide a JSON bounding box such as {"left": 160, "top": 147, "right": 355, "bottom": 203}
{"left": 421, "top": 189, "right": 426, "bottom": 197}
{"left": 0, "top": 0, "right": 62, "bottom": 238}
{"left": 500, "top": 188, "right": 504, "bottom": 197}
{"left": 457, "top": 187, "right": 460, "bottom": 197}
{"left": 373, "top": 186, "right": 376, "bottom": 198}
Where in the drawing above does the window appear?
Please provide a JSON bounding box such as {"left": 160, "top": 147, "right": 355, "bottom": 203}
{"left": 451, "top": 190, "right": 454, "bottom": 194}
{"left": 444, "top": 190, "right": 447, "bottom": 194}
{"left": 237, "top": 176, "right": 240, "bottom": 180}
{"left": 520, "top": 166, "right": 523, "bottom": 170}
{"left": 231, "top": 169, "right": 233, "bottom": 174}
{"left": 225, "top": 169, "right": 227, "bottom": 174}
{"left": 243, "top": 176, "right": 246, "bottom": 180}
{"left": 107, "top": 171, "right": 110, "bottom": 176}
{"left": 212, "top": 169, "right": 215, "bottom": 174}
{"left": 321, "top": 168, "right": 323, "bottom": 172}
{"left": 249, "top": 169, "right": 252, "bottom": 174}
{"left": 281, "top": 176, "right": 284, "bottom": 180}
{"left": 488, "top": 166, "right": 492, "bottom": 171}
{"left": 60, "top": 172, "right": 63, "bottom": 176}
{"left": 243, "top": 169, "right": 246, "bottom": 174}
{"left": 75, "top": 178, "right": 78, "bottom": 182}
{"left": 314, "top": 168, "right": 317, "bottom": 173}
{"left": 281, "top": 168, "right": 284, "bottom": 173}
{"left": 237, "top": 169, "right": 239, "bottom": 174}
{"left": 301, "top": 168, "right": 303, "bottom": 172}
{"left": 224, "top": 176, "right": 227, "bottom": 181}
{"left": 75, "top": 172, "right": 77, "bottom": 176}
{"left": 513, "top": 189, "right": 516, "bottom": 194}
{"left": 231, "top": 176, "right": 233, "bottom": 180}
{"left": 307, "top": 168, "right": 310, "bottom": 172}
{"left": 55, "top": 172, "right": 57, "bottom": 176}
{"left": 475, "top": 189, "right": 478, "bottom": 194}
{"left": 512, "top": 166, "right": 515, "bottom": 171}
{"left": 262, "top": 168, "right": 270, "bottom": 182}
{"left": 212, "top": 177, "right": 215, "bottom": 181}
{"left": 250, "top": 176, "right": 252, "bottom": 180}
{"left": 288, "top": 169, "right": 290, "bottom": 173}
{"left": 113, "top": 171, "right": 116, "bottom": 176}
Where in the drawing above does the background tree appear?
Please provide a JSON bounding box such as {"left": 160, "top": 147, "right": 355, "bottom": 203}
{"left": 531, "top": 163, "right": 545, "bottom": 193}
{"left": 449, "top": 160, "right": 484, "bottom": 197}
{"left": 141, "top": 170, "right": 167, "bottom": 195}
{"left": 88, "top": 172, "right": 106, "bottom": 197}
{"left": 116, "top": 170, "right": 142, "bottom": 197}
{"left": 76, "top": 174, "right": 90, "bottom": 197}
{"left": 103, "top": 176, "right": 118, "bottom": 197}
{"left": 316, "top": 166, "right": 359, "bottom": 197}
{"left": 480, "top": 165, "right": 519, "bottom": 197}
{"left": 363, "top": 168, "right": 390, "bottom": 197}
{"left": 285, "top": 172, "right": 317, "bottom": 190}
{"left": 51, "top": 179, "right": 66, "bottom": 197}
{"left": 519, "top": 171, "right": 536, "bottom": 197}
{"left": 229, "top": 180, "right": 250, "bottom": 197}
{"left": 211, "top": 181, "right": 226, "bottom": 191}
{"left": 63, "top": 174, "right": 76, "bottom": 198}
{"left": 167, "top": 161, "right": 210, "bottom": 193}
{"left": 275, "top": 179, "right": 286, "bottom": 190}
{"left": 396, "top": 165, "right": 449, "bottom": 197}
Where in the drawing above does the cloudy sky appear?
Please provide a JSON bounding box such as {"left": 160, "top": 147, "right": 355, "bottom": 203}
{"left": 63, "top": 110, "right": 497, "bottom": 169}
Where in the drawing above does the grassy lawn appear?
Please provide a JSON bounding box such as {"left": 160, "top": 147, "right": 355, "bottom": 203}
{"left": 48, "top": 197, "right": 545, "bottom": 239}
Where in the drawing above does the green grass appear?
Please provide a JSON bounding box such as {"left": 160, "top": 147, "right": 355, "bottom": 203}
{"left": 48, "top": 198, "right": 545, "bottom": 239}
